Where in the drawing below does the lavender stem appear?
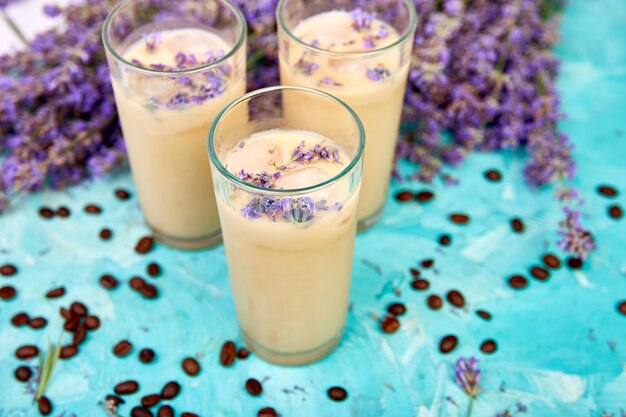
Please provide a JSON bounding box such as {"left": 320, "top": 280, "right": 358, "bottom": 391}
{"left": 2, "top": 9, "right": 28, "bottom": 47}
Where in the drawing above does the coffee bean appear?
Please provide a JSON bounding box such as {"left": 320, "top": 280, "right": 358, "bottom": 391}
{"left": 59, "top": 307, "right": 71, "bottom": 319}
{"left": 409, "top": 268, "right": 420, "bottom": 278}
{"left": 135, "top": 236, "right": 154, "bottom": 254}
{"left": 85, "top": 315, "right": 100, "bottom": 330}
{"left": 100, "top": 228, "right": 113, "bottom": 240}
{"left": 60, "top": 345, "right": 78, "bottom": 359}
{"left": 161, "top": 381, "right": 181, "bottom": 400}
{"left": 29, "top": 317, "right": 48, "bottom": 329}
{"left": 71, "top": 302, "right": 88, "bottom": 317}
{"left": 327, "top": 386, "right": 348, "bottom": 401}
{"left": 0, "top": 263, "right": 17, "bottom": 276}
{"left": 105, "top": 394, "right": 125, "bottom": 405}
{"left": 113, "top": 340, "right": 133, "bottom": 357}
{"left": 480, "top": 339, "right": 497, "bottom": 354}
{"left": 0, "top": 285, "right": 17, "bottom": 300}
{"left": 114, "top": 380, "right": 139, "bottom": 395}
{"left": 420, "top": 259, "right": 434, "bottom": 269}
{"left": 415, "top": 190, "right": 435, "bottom": 203}
{"left": 381, "top": 315, "right": 400, "bottom": 334}
{"left": 56, "top": 206, "right": 71, "bottom": 218}
{"left": 84, "top": 204, "right": 102, "bottom": 214}
{"left": 609, "top": 204, "right": 623, "bottom": 220}
{"left": 220, "top": 341, "right": 237, "bottom": 367}
{"left": 39, "top": 207, "right": 55, "bottom": 219}
{"left": 11, "top": 312, "right": 29, "bottom": 326}
{"left": 510, "top": 218, "right": 524, "bottom": 233}
{"left": 395, "top": 190, "right": 414, "bottom": 202}
{"left": 427, "top": 294, "right": 443, "bottom": 310}
{"left": 476, "top": 310, "right": 492, "bottom": 321}
{"left": 181, "top": 413, "right": 199, "bottom": 417}
{"left": 237, "top": 347, "right": 250, "bottom": 359}
{"left": 73, "top": 324, "right": 87, "bottom": 345}
{"left": 438, "top": 234, "right": 452, "bottom": 246}
{"left": 46, "top": 287, "right": 65, "bottom": 298}
{"left": 147, "top": 262, "right": 161, "bottom": 277}
{"left": 140, "top": 284, "right": 158, "bottom": 299}
{"left": 100, "top": 274, "right": 119, "bottom": 289}
{"left": 530, "top": 266, "right": 550, "bottom": 281}
{"left": 64, "top": 315, "right": 80, "bottom": 331}
{"left": 597, "top": 185, "right": 618, "bottom": 198}
{"left": 411, "top": 279, "right": 430, "bottom": 291}
{"left": 449, "top": 213, "right": 470, "bottom": 225}
{"left": 141, "top": 394, "right": 161, "bottom": 407}
{"left": 16, "top": 345, "right": 39, "bottom": 359}
{"left": 542, "top": 253, "right": 561, "bottom": 269}
{"left": 139, "top": 348, "right": 155, "bottom": 363}
{"left": 616, "top": 300, "right": 626, "bottom": 316}
{"left": 157, "top": 405, "right": 174, "bottom": 417}
{"left": 14, "top": 366, "right": 32, "bottom": 381}
{"left": 258, "top": 407, "right": 277, "bottom": 417}
{"left": 484, "top": 169, "right": 502, "bottom": 182}
{"left": 131, "top": 406, "right": 153, "bottom": 417}
{"left": 387, "top": 302, "right": 406, "bottom": 316}
{"left": 38, "top": 396, "right": 53, "bottom": 415}
{"left": 182, "top": 357, "right": 201, "bottom": 376}
{"left": 245, "top": 378, "right": 263, "bottom": 396}
{"left": 439, "top": 335, "right": 458, "bottom": 354}
{"left": 130, "top": 276, "right": 146, "bottom": 290}
{"left": 567, "top": 257, "right": 583, "bottom": 270}
{"left": 115, "top": 188, "right": 131, "bottom": 200}
{"left": 446, "top": 290, "right": 465, "bottom": 307}
{"left": 508, "top": 274, "right": 528, "bottom": 289}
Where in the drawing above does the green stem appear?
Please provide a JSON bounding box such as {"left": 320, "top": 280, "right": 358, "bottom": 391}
{"left": 1, "top": 9, "right": 28, "bottom": 47}
{"left": 466, "top": 396, "right": 474, "bottom": 417}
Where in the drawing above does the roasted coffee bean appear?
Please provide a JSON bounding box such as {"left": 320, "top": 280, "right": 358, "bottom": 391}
{"left": 161, "top": 381, "right": 181, "bottom": 400}
{"left": 84, "top": 204, "right": 102, "bottom": 214}
{"left": 64, "top": 315, "right": 80, "bottom": 331}
{"left": 141, "top": 394, "right": 161, "bottom": 408}
{"left": 0, "top": 285, "right": 17, "bottom": 300}
{"left": 46, "top": 287, "right": 65, "bottom": 298}
{"left": 129, "top": 276, "right": 146, "bottom": 290}
{"left": 237, "top": 347, "right": 250, "bottom": 359}
{"left": 395, "top": 190, "right": 414, "bottom": 202}
{"left": 113, "top": 340, "right": 133, "bottom": 357}
{"left": 182, "top": 357, "right": 201, "bottom": 376}
{"left": 617, "top": 301, "right": 626, "bottom": 316}
{"left": 439, "top": 335, "right": 458, "bottom": 354}
{"left": 484, "top": 169, "right": 502, "bottom": 182}
{"left": 56, "top": 206, "right": 71, "bottom": 218}
{"left": 220, "top": 341, "right": 237, "bottom": 367}
{"left": 100, "top": 274, "right": 119, "bottom": 289}
{"left": 181, "top": 413, "right": 199, "bottom": 417}
{"left": 135, "top": 236, "right": 154, "bottom": 254}
{"left": 73, "top": 324, "right": 87, "bottom": 345}
{"left": 16, "top": 345, "right": 39, "bottom": 359}
{"left": 100, "top": 228, "right": 113, "bottom": 240}
{"left": 29, "top": 317, "right": 48, "bottom": 329}
{"left": 0, "top": 263, "right": 17, "bottom": 276}
{"left": 542, "top": 253, "right": 561, "bottom": 269}
{"left": 131, "top": 406, "right": 153, "bottom": 417}
{"left": 449, "top": 213, "right": 470, "bottom": 225}
{"left": 245, "top": 378, "right": 263, "bottom": 396}
{"left": 105, "top": 394, "right": 125, "bottom": 405}
{"left": 476, "top": 310, "right": 492, "bottom": 321}
{"left": 510, "top": 218, "right": 524, "bottom": 233}
{"left": 530, "top": 266, "right": 550, "bottom": 281}
{"left": 446, "top": 290, "right": 465, "bottom": 307}
{"left": 609, "top": 204, "right": 623, "bottom": 220}
{"left": 567, "top": 257, "right": 583, "bottom": 270}
{"left": 480, "top": 339, "right": 497, "bottom": 354}
{"left": 14, "top": 366, "right": 32, "bottom": 381}
{"left": 140, "top": 284, "right": 158, "bottom": 299}
{"left": 114, "top": 380, "right": 139, "bottom": 395}
{"left": 427, "top": 294, "right": 443, "bottom": 310}
{"left": 59, "top": 307, "right": 71, "bottom": 319}
{"left": 411, "top": 279, "right": 430, "bottom": 291}
{"left": 420, "top": 259, "right": 434, "bottom": 268}
{"left": 387, "top": 302, "right": 406, "bottom": 316}
{"left": 38, "top": 396, "right": 53, "bottom": 415}
{"left": 139, "top": 348, "right": 155, "bottom": 363}
{"left": 508, "top": 274, "right": 528, "bottom": 289}
{"left": 258, "top": 407, "right": 277, "bottom": 417}
{"left": 60, "top": 345, "right": 78, "bottom": 359}
{"left": 438, "top": 234, "right": 452, "bottom": 246}
{"left": 597, "top": 185, "right": 618, "bottom": 198}
{"left": 157, "top": 405, "right": 174, "bottom": 417}
{"left": 85, "top": 315, "right": 100, "bottom": 330}
{"left": 327, "top": 386, "right": 348, "bottom": 402}
{"left": 381, "top": 316, "right": 400, "bottom": 334}
{"left": 147, "top": 262, "right": 161, "bottom": 277}
{"left": 409, "top": 268, "right": 420, "bottom": 277}
{"left": 11, "top": 312, "right": 29, "bottom": 326}
{"left": 115, "top": 188, "right": 131, "bottom": 200}
{"left": 39, "top": 207, "right": 55, "bottom": 219}
{"left": 71, "top": 302, "right": 87, "bottom": 317}
{"left": 415, "top": 190, "right": 435, "bottom": 202}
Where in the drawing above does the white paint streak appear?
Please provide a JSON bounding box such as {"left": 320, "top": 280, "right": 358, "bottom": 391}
{"left": 461, "top": 224, "right": 508, "bottom": 262}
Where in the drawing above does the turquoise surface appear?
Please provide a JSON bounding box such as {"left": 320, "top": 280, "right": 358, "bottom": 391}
{"left": 2, "top": 1, "right": 626, "bottom": 416}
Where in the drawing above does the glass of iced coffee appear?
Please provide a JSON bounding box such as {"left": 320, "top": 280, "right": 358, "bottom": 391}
{"left": 208, "top": 86, "right": 365, "bottom": 365}
{"left": 277, "top": 0, "right": 417, "bottom": 231}
{"left": 102, "top": 0, "right": 246, "bottom": 249}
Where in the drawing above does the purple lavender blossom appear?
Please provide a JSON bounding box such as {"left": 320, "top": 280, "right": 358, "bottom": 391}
{"left": 280, "top": 196, "right": 319, "bottom": 223}
{"left": 319, "top": 76, "right": 342, "bottom": 87}
{"left": 295, "top": 53, "right": 319, "bottom": 76}
{"left": 237, "top": 169, "right": 281, "bottom": 189}
{"left": 291, "top": 141, "right": 340, "bottom": 164}
{"left": 144, "top": 32, "right": 161, "bottom": 51}
{"left": 350, "top": 8, "right": 375, "bottom": 32}
{"left": 367, "top": 66, "right": 391, "bottom": 81}
{"left": 557, "top": 207, "right": 596, "bottom": 260}
{"left": 240, "top": 195, "right": 328, "bottom": 223}
{"left": 363, "top": 35, "right": 376, "bottom": 49}
{"left": 454, "top": 357, "right": 481, "bottom": 398}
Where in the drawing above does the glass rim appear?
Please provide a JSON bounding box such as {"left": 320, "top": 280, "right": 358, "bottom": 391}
{"left": 101, "top": 0, "right": 247, "bottom": 76}
{"left": 276, "top": 0, "right": 417, "bottom": 58}
{"left": 208, "top": 85, "right": 366, "bottom": 195}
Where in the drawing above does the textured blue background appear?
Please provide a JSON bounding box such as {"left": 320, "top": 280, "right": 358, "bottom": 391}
{"left": 1, "top": 1, "right": 626, "bottom": 416}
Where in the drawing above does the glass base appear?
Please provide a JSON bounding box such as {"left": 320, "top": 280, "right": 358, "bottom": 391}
{"left": 357, "top": 205, "right": 384, "bottom": 233}
{"left": 242, "top": 328, "right": 343, "bottom": 366}
{"left": 149, "top": 224, "right": 222, "bottom": 250}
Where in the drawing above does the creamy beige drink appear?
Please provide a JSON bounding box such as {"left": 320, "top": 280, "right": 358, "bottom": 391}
{"left": 216, "top": 129, "right": 359, "bottom": 365}
{"left": 278, "top": 6, "right": 416, "bottom": 228}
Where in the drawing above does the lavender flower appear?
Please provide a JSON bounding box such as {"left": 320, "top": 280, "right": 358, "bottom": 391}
{"left": 351, "top": 8, "right": 375, "bottom": 32}
{"left": 238, "top": 169, "right": 281, "bottom": 189}
{"left": 295, "top": 53, "right": 319, "bottom": 76}
{"left": 455, "top": 357, "right": 481, "bottom": 398}
{"left": 240, "top": 195, "right": 328, "bottom": 223}
{"left": 144, "top": 32, "right": 161, "bottom": 51}
{"left": 557, "top": 207, "right": 596, "bottom": 260}
{"left": 291, "top": 141, "right": 340, "bottom": 164}
{"left": 319, "top": 76, "right": 342, "bottom": 87}
{"left": 280, "top": 196, "right": 319, "bottom": 223}
{"left": 367, "top": 66, "right": 391, "bottom": 81}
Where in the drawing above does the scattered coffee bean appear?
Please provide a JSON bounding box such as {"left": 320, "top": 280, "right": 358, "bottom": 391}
{"left": 46, "top": 287, "right": 65, "bottom": 298}
{"left": 140, "top": 284, "right": 159, "bottom": 299}
{"left": 38, "top": 396, "right": 53, "bottom": 415}
{"left": 530, "top": 266, "right": 550, "bottom": 281}
{"left": 100, "top": 274, "right": 119, "bottom": 289}
{"left": 11, "top": 312, "right": 29, "bottom": 326}
{"left": 135, "top": 236, "right": 154, "bottom": 254}
{"left": 115, "top": 188, "right": 132, "bottom": 200}
{"left": 0, "top": 263, "right": 17, "bottom": 276}
{"left": 237, "top": 347, "right": 250, "bottom": 359}
{"left": 141, "top": 394, "right": 161, "bottom": 408}
{"left": 71, "top": 302, "right": 88, "bottom": 317}
{"left": 415, "top": 190, "right": 435, "bottom": 202}
{"left": 64, "top": 315, "right": 80, "bottom": 331}
{"left": 427, "top": 294, "right": 443, "bottom": 310}
{"left": 157, "top": 405, "right": 174, "bottom": 417}
{"left": 420, "top": 259, "right": 434, "bottom": 269}
{"left": 510, "top": 218, "right": 524, "bottom": 233}
{"left": 181, "top": 413, "right": 199, "bottom": 417}
{"left": 220, "top": 341, "right": 237, "bottom": 367}
{"left": 131, "top": 406, "right": 153, "bottom": 417}
{"left": 446, "top": 290, "right": 465, "bottom": 307}
{"left": 484, "top": 169, "right": 502, "bottom": 182}
{"left": 39, "top": 207, "right": 55, "bottom": 219}
{"left": 147, "top": 262, "right": 161, "bottom": 277}
{"left": 508, "top": 274, "right": 528, "bottom": 289}
{"left": 597, "top": 185, "right": 618, "bottom": 198}
{"left": 258, "top": 407, "right": 277, "bottom": 417}
{"left": 29, "top": 317, "right": 48, "bottom": 329}
{"left": 59, "top": 307, "right": 71, "bottom": 320}
{"left": 381, "top": 316, "right": 400, "bottom": 334}
{"left": 73, "top": 324, "right": 87, "bottom": 345}
{"left": 60, "top": 345, "right": 78, "bottom": 359}
{"left": 411, "top": 279, "right": 430, "bottom": 291}
{"left": 106, "top": 395, "right": 125, "bottom": 405}
{"left": 84, "top": 315, "right": 100, "bottom": 330}
{"left": 130, "top": 276, "right": 146, "bottom": 290}
{"left": 113, "top": 340, "right": 133, "bottom": 357}
{"left": 480, "top": 339, "right": 497, "bottom": 354}
{"left": 182, "top": 357, "right": 201, "bottom": 376}
{"left": 566, "top": 257, "right": 583, "bottom": 270}
{"left": 387, "top": 302, "right": 406, "bottom": 316}
{"left": 161, "top": 381, "right": 181, "bottom": 400}
{"left": 616, "top": 300, "right": 626, "bottom": 316}
{"left": 438, "top": 234, "right": 452, "bottom": 246}
{"left": 327, "top": 386, "right": 348, "bottom": 402}
{"left": 439, "top": 335, "right": 458, "bottom": 354}
{"left": 395, "top": 190, "right": 414, "bottom": 202}
{"left": 476, "top": 310, "right": 492, "bottom": 321}
{"left": 56, "top": 206, "right": 71, "bottom": 218}
{"left": 139, "top": 348, "right": 155, "bottom": 363}
{"left": 246, "top": 378, "right": 263, "bottom": 396}
{"left": 114, "top": 380, "right": 139, "bottom": 395}
{"left": 15, "top": 345, "right": 39, "bottom": 359}
{"left": 84, "top": 204, "right": 102, "bottom": 214}
{"left": 14, "top": 366, "right": 32, "bottom": 381}
{"left": 0, "top": 285, "right": 17, "bottom": 300}
{"left": 449, "top": 213, "right": 470, "bottom": 225}
{"left": 542, "top": 253, "right": 561, "bottom": 269}
{"left": 409, "top": 268, "right": 420, "bottom": 278}
{"left": 609, "top": 204, "right": 623, "bottom": 220}
{"left": 100, "top": 228, "right": 113, "bottom": 240}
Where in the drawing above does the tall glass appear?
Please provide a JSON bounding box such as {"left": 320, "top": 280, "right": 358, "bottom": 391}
{"left": 102, "top": 0, "right": 246, "bottom": 249}
{"left": 277, "top": 0, "right": 417, "bottom": 231}
{"left": 208, "top": 86, "right": 365, "bottom": 365}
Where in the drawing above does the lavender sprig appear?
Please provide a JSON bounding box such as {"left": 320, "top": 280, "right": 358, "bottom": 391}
{"left": 350, "top": 8, "right": 375, "bottom": 32}
{"left": 291, "top": 141, "right": 340, "bottom": 164}
{"left": 238, "top": 169, "right": 281, "bottom": 189}
{"left": 241, "top": 196, "right": 328, "bottom": 223}
{"left": 454, "top": 357, "right": 481, "bottom": 417}
{"left": 367, "top": 66, "right": 391, "bottom": 81}
{"left": 295, "top": 53, "right": 319, "bottom": 76}
{"left": 557, "top": 207, "right": 596, "bottom": 260}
